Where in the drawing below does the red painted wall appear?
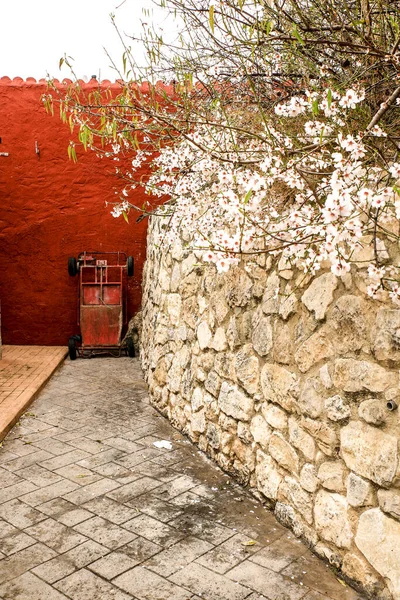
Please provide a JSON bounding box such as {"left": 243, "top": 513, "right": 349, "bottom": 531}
{"left": 0, "top": 77, "right": 149, "bottom": 345}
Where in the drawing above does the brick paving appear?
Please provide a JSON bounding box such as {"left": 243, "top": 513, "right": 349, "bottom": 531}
{"left": 0, "top": 357, "right": 364, "bottom": 600}
{"left": 0, "top": 346, "right": 67, "bottom": 441}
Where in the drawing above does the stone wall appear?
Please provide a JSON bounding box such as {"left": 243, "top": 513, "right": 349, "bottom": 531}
{"left": 140, "top": 217, "right": 400, "bottom": 600}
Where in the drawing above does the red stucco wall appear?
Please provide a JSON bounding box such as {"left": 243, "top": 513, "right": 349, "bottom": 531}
{"left": 0, "top": 77, "right": 149, "bottom": 345}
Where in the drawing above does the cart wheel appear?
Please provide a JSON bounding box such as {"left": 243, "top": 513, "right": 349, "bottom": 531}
{"left": 68, "top": 257, "right": 78, "bottom": 277}
{"left": 126, "top": 338, "right": 135, "bottom": 358}
{"left": 68, "top": 337, "right": 77, "bottom": 360}
{"left": 127, "top": 256, "right": 134, "bottom": 277}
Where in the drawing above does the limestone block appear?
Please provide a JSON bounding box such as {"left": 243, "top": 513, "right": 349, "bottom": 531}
{"left": 273, "top": 321, "right": 293, "bottom": 365}
{"left": 211, "top": 327, "right": 228, "bottom": 352}
{"left": 197, "top": 321, "right": 212, "bottom": 350}
{"left": 347, "top": 473, "right": 375, "bottom": 508}
{"left": 341, "top": 421, "right": 398, "bottom": 487}
{"left": 356, "top": 508, "right": 400, "bottom": 600}
{"left": 298, "top": 378, "right": 324, "bottom": 419}
{"left": 226, "top": 316, "right": 241, "bottom": 350}
{"left": 211, "top": 293, "right": 229, "bottom": 324}
{"left": 333, "top": 358, "right": 395, "bottom": 393}
{"left": 314, "top": 490, "right": 353, "bottom": 549}
{"left": 225, "top": 268, "right": 253, "bottom": 307}
{"left": 219, "top": 412, "right": 238, "bottom": 433}
{"left": 329, "top": 295, "right": 367, "bottom": 353}
{"left": 206, "top": 423, "right": 221, "bottom": 449}
{"left": 191, "top": 387, "right": 204, "bottom": 412}
{"left": 318, "top": 461, "right": 346, "bottom": 492}
{"left": 260, "top": 364, "right": 299, "bottom": 412}
{"left": 294, "top": 328, "right": 335, "bottom": 373}
{"left": 232, "top": 438, "right": 255, "bottom": 471}
{"left": 261, "top": 403, "right": 288, "bottom": 430}
{"left": 250, "top": 414, "right": 271, "bottom": 450}
{"left": 342, "top": 552, "right": 386, "bottom": 598}
{"left": 301, "top": 273, "right": 338, "bottom": 320}
{"left": 218, "top": 381, "right": 253, "bottom": 422}
{"left": 170, "top": 262, "right": 181, "bottom": 292}
{"left": 256, "top": 451, "right": 282, "bottom": 500}
{"left": 279, "top": 476, "right": 313, "bottom": 524}
{"left": 319, "top": 364, "right": 333, "bottom": 389}
{"left": 237, "top": 421, "right": 253, "bottom": 445}
{"left": 289, "top": 417, "right": 316, "bottom": 461}
{"left": 179, "top": 272, "right": 200, "bottom": 299}
{"left": 153, "top": 358, "right": 168, "bottom": 385}
{"left": 279, "top": 284, "right": 298, "bottom": 320}
{"left": 278, "top": 254, "right": 294, "bottom": 280}
{"left": 252, "top": 316, "right": 273, "bottom": 357}
{"left": 302, "top": 418, "right": 338, "bottom": 456}
{"left": 378, "top": 489, "right": 400, "bottom": 521}
{"left": 325, "top": 394, "right": 351, "bottom": 422}
{"left": 191, "top": 409, "right": 206, "bottom": 433}
{"left": 261, "top": 272, "right": 280, "bottom": 315}
{"left": 373, "top": 308, "right": 400, "bottom": 362}
{"left": 235, "top": 344, "right": 260, "bottom": 394}
{"left": 214, "top": 352, "right": 236, "bottom": 381}
{"left": 204, "top": 370, "right": 222, "bottom": 397}
{"left": 300, "top": 463, "right": 319, "bottom": 493}
{"left": 269, "top": 434, "right": 299, "bottom": 474}
{"left": 358, "top": 398, "right": 386, "bottom": 426}
{"left": 167, "top": 293, "right": 182, "bottom": 325}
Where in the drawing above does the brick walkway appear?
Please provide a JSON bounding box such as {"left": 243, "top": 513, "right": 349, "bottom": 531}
{"left": 0, "top": 357, "right": 364, "bottom": 600}
{"left": 0, "top": 346, "right": 67, "bottom": 441}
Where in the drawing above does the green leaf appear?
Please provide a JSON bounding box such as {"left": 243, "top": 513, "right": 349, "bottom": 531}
{"left": 122, "top": 211, "right": 129, "bottom": 223}
{"left": 312, "top": 98, "right": 319, "bottom": 115}
{"left": 209, "top": 4, "right": 215, "bottom": 34}
{"left": 292, "top": 24, "right": 304, "bottom": 45}
{"left": 327, "top": 89, "right": 332, "bottom": 109}
{"left": 244, "top": 189, "right": 253, "bottom": 204}
{"left": 59, "top": 57, "right": 64, "bottom": 70}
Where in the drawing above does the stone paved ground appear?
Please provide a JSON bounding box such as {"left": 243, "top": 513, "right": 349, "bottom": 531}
{"left": 0, "top": 358, "right": 365, "bottom": 600}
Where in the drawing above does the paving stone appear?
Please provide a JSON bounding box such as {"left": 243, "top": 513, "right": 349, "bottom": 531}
{"left": 170, "top": 562, "right": 251, "bottom": 600}
{"left": 153, "top": 475, "right": 199, "bottom": 500}
{"left": 113, "top": 565, "right": 193, "bottom": 600}
{"left": 33, "top": 438, "right": 76, "bottom": 455}
{"left": 76, "top": 448, "right": 126, "bottom": 469}
{"left": 88, "top": 550, "right": 139, "bottom": 579}
{"left": 0, "top": 542, "right": 57, "bottom": 584}
{"left": 73, "top": 516, "right": 136, "bottom": 549}
{"left": 0, "top": 571, "right": 68, "bottom": 600}
{"left": 0, "top": 499, "right": 46, "bottom": 528}
{"left": 25, "top": 518, "right": 87, "bottom": 552}
{"left": 281, "top": 554, "right": 362, "bottom": 600}
{"left": 62, "top": 477, "right": 120, "bottom": 505}
{"left": 2, "top": 450, "right": 54, "bottom": 472}
{"left": 82, "top": 496, "right": 139, "bottom": 524}
{"left": 195, "top": 533, "right": 260, "bottom": 574}
{"left": 31, "top": 540, "right": 109, "bottom": 583}
{"left": 128, "top": 494, "right": 184, "bottom": 523}
{"left": 20, "top": 479, "right": 80, "bottom": 507}
{"left": 91, "top": 461, "right": 142, "bottom": 483}
{"left": 169, "top": 512, "right": 235, "bottom": 545}
{"left": 226, "top": 559, "right": 308, "bottom": 600}
{"left": 54, "top": 568, "right": 131, "bottom": 599}
{"left": 122, "top": 536, "right": 161, "bottom": 563}
{"left": 103, "top": 436, "right": 144, "bottom": 454}
{"left": 249, "top": 535, "right": 309, "bottom": 572}
{"left": 54, "top": 464, "right": 102, "bottom": 486}
{"left": 0, "top": 526, "right": 36, "bottom": 556}
{"left": 123, "top": 513, "right": 185, "bottom": 547}
{"left": 0, "top": 480, "right": 38, "bottom": 504}
{"left": 145, "top": 535, "right": 213, "bottom": 577}
{"left": 38, "top": 449, "right": 89, "bottom": 471}
{"left": 36, "top": 497, "right": 79, "bottom": 517}
{"left": 57, "top": 507, "right": 94, "bottom": 527}
{"left": 115, "top": 447, "right": 161, "bottom": 468}
{"left": 67, "top": 438, "right": 106, "bottom": 454}
{"left": 0, "top": 468, "right": 22, "bottom": 488}
{"left": 16, "top": 464, "right": 63, "bottom": 487}
{"left": 107, "top": 476, "right": 163, "bottom": 502}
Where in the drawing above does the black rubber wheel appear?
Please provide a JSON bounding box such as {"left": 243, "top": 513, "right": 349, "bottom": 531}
{"left": 68, "top": 337, "right": 77, "bottom": 360}
{"left": 68, "top": 257, "right": 78, "bottom": 277}
{"left": 126, "top": 337, "right": 135, "bottom": 358}
{"left": 127, "top": 256, "right": 134, "bottom": 277}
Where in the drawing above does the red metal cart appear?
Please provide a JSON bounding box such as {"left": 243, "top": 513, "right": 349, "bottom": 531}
{"left": 68, "top": 251, "right": 134, "bottom": 359}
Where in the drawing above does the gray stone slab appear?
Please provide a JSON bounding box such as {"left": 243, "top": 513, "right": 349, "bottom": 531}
{"left": 0, "top": 499, "right": 47, "bottom": 528}
{"left": 0, "top": 542, "right": 57, "bottom": 584}
{"left": 123, "top": 514, "right": 185, "bottom": 547}
{"left": 73, "top": 516, "right": 136, "bottom": 549}
{"left": 145, "top": 535, "right": 213, "bottom": 577}
{"left": 54, "top": 568, "right": 131, "bottom": 599}
{"left": 0, "top": 571, "right": 68, "bottom": 600}
{"left": 170, "top": 562, "right": 251, "bottom": 600}
{"left": 113, "top": 565, "right": 193, "bottom": 600}
{"left": 25, "top": 518, "right": 87, "bottom": 553}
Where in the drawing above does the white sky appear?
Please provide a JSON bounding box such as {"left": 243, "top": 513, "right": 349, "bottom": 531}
{"left": 0, "top": 0, "right": 177, "bottom": 80}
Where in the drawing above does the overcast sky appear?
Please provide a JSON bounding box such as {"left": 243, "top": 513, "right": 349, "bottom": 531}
{"left": 0, "top": 0, "right": 177, "bottom": 80}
